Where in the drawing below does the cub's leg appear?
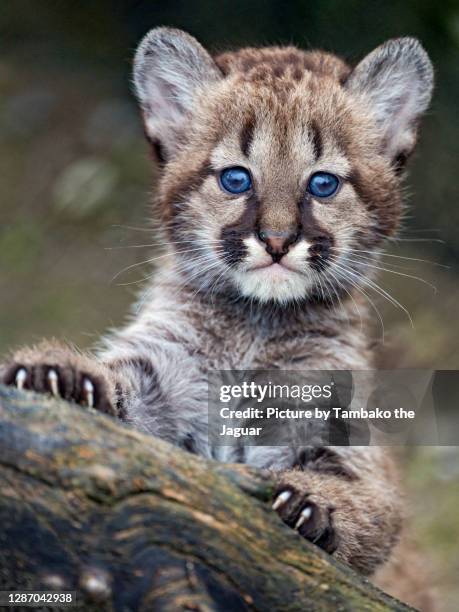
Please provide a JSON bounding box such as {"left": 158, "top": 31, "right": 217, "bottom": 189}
{"left": 272, "top": 448, "right": 402, "bottom": 576}
{"left": 1, "top": 339, "right": 209, "bottom": 455}
{"left": 0, "top": 341, "right": 121, "bottom": 416}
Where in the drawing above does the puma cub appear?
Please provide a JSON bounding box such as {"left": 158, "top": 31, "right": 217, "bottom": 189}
{"left": 1, "top": 28, "right": 434, "bottom": 607}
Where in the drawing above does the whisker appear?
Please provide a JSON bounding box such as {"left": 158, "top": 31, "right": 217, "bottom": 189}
{"left": 110, "top": 224, "right": 156, "bottom": 233}
{"left": 332, "top": 247, "right": 448, "bottom": 268}
{"left": 111, "top": 246, "right": 222, "bottom": 283}
{"left": 315, "top": 273, "right": 327, "bottom": 304}
{"left": 338, "top": 252, "right": 414, "bottom": 272}
{"left": 321, "top": 272, "right": 346, "bottom": 322}
{"left": 207, "top": 263, "right": 232, "bottom": 303}
{"left": 106, "top": 238, "right": 224, "bottom": 250}
{"left": 169, "top": 254, "right": 227, "bottom": 299}
{"left": 116, "top": 251, "right": 220, "bottom": 287}
{"left": 329, "top": 264, "right": 385, "bottom": 341}
{"left": 393, "top": 238, "right": 445, "bottom": 244}
{"left": 336, "top": 256, "right": 438, "bottom": 293}
{"left": 188, "top": 260, "right": 228, "bottom": 300}
{"left": 325, "top": 267, "right": 364, "bottom": 332}
{"left": 398, "top": 228, "right": 442, "bottom": 234}
{"left": 134, "top": 257, "right": 224, "bottom": 312}
{"left": 332, "top": 259, "right": 414, "bottom": 328}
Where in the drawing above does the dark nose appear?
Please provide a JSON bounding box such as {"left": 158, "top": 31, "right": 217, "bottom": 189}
{"left": 257, "top": 229, "right": 299, "bottom": 262}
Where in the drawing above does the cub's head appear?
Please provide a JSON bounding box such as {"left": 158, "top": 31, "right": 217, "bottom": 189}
{"left": 133, "top": 28, "right": 433, "bottom": 304}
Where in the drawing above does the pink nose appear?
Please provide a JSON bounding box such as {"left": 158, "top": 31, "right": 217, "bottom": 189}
{"left": 257, "top": 229, "right": 299, "bottom": 262}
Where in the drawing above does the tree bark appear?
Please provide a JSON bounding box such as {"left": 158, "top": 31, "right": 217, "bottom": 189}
{"left": 0, "top": 385, "right": 414, "bottom": 612}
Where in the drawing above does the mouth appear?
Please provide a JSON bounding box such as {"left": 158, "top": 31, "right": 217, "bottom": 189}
{"left": 247, "top": 262, "right": 303, "bottom": 276}
{"left": 233, "top": 257, "right": 314, "bottom": 303}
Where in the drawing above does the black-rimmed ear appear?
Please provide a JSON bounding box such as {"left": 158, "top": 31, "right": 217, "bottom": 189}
{"left": 345, "top": 38, "right": 433, "bottom": 170}
{"left": 133, "top": 27, "right": 221, "bottom": 162}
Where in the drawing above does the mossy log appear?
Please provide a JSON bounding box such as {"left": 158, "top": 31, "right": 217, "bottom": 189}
{"left": 0, "top": 385, "right": 414, "bottom": 612}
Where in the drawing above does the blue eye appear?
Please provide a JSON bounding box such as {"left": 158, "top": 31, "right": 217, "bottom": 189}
{"left": 307, "top": 172, "right": 340, "bottom": 198}
{"left": 219, "top": 167, "right": 252, "bottom": 194}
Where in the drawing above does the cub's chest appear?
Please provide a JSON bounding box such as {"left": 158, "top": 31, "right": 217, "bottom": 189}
{"left": 195, "top": 323, "right": 318, "bottom": 370}
{"left": 196, "top": 322, "right": 368, "bottom": 372}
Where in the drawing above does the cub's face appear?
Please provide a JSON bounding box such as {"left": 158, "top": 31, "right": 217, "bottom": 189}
{"left": 134, "top": 30, "right": 433, "bottom": 304}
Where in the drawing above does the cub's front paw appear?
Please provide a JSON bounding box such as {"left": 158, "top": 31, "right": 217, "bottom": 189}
{"left": 272, "top": 486, "right": 338, "bottom": 554}
{"left": 1, "top": 342, "right": 116, "bottom": 415}
{"left": 271, "top": 466, "right": 402, "bottom": 576}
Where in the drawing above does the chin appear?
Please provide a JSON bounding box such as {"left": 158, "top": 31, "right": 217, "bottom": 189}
{"left": 231, "top": 263, "right": 314, "bottom": 304}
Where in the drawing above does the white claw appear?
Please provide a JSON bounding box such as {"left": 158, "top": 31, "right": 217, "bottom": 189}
{"left": 83, "top": 377, "right": 95, "bottom": 408}
{"left": 15, "top": 368, "right": 27, "bottom": 390}
{"left": 295, "top": 505, "right": 313, "bottom": 530}
{"left": 272, "top": 490, "right": 292, "bottom": 511}
{"left": 47, "top": 369, "right": 59, "bottom": 397}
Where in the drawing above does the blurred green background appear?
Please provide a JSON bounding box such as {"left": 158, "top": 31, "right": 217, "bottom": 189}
{"left": 1, "top": 1, "right": 458, "bottom": 609}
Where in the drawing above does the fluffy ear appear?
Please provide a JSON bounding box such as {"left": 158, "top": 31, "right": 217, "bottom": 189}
{"left": 133, "top": 27, "right": 221, "bottom": 161}
{"left": 345, "top": 38, "right": 433, "bottom": 169}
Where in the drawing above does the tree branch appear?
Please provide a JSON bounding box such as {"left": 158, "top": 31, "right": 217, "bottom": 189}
{"left": 0, "top": 385, "right": 414, "bottom": 611}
